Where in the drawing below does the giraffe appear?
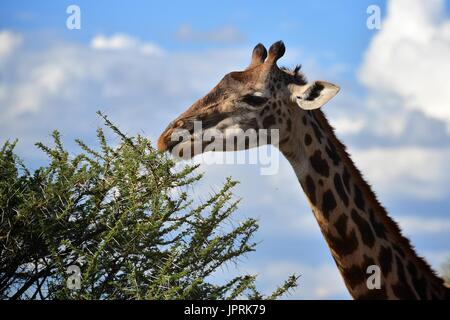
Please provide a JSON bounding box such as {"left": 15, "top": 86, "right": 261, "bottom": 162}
{"left": 157, "top": 41, "right": 450, "bottom": 300}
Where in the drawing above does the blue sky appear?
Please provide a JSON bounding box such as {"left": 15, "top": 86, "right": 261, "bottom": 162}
{"left": 1, "top": 0, "right": 384, "bottom": 64}
{"left": 1, "top": 0, "right": 450, "bottom": 299}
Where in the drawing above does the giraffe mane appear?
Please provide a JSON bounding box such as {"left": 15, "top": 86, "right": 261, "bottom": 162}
{"left": 281, "top": 65, "right": 307, "bottom": 85}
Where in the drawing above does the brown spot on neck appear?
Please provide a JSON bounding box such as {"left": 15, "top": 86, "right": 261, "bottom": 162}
{"left": 321, "top": 190, "right": 337, "bottom": 220}
{"left": 309, "top": 150, "right": 330, "bottom": 177}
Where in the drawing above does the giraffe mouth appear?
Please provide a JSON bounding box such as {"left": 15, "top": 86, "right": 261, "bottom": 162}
{"left": 157, "top": 117, "right": 224, "bottom": 157}
{"left": 164, "top": 139, "right": 180, "bottom": 153}
{"left": 158, "top": 117, "right": 263, "bottom": 159}
{"left": 157, "top": 107, "right": 265, "bottom": 159}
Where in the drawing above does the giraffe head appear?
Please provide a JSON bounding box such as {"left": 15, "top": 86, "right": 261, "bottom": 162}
{"left": 157, "top": 41, "right": 340, "bottom": 158}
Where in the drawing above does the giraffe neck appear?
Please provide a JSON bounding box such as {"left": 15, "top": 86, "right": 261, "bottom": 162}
{"left": 279, "top": 108, "right": 449, "bottom": 300}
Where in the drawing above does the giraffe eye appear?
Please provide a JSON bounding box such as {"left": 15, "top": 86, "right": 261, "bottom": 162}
{"left": 241, "top": 94, "right": 268, "bottom": 106}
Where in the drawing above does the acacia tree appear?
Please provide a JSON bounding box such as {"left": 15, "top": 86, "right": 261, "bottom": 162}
{"left": 0, "top": 112, "right": 297, "bottom": 300}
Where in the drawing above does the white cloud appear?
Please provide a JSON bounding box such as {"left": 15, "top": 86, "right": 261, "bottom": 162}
{"left": 359, "top": 0, "right": 450, "bottom": 131}
{"left": 351, "top": 147, "right": 450, "bottom": 200}
{"left": 4, "top": 53, "right": 74, "bottom": 116}
{"left": 0, "top": 31, "right": 249, "bottom": 162}
{"left": 257, "top": 261, "right": 349, "bottom": 299}
{"left": 397, "top": 216, "right": 450, "bottom": 234}
{"left": 90, "top": 33, "right": 164, "bottom": 56}
{"left": 422, "top": 250, "right": 450, "bottom": 270}
{"left": 175, "top": 25, "right": 245, "bottom": 44}
{"left": 332, "top": 116, "right": 366, "bottom": 135}
{"left": 210, "top": 259, "right": 350, "bottom": 299}
{"left": 183, "top": 151, "right": 325, "bottom": 237}
{"left": 0, "top": 30, "right": 22, "bottom": 60}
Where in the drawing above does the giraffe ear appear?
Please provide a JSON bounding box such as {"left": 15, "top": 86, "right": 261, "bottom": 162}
{"left": 290, "top": 81, "right": 340, "bottom": 110}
